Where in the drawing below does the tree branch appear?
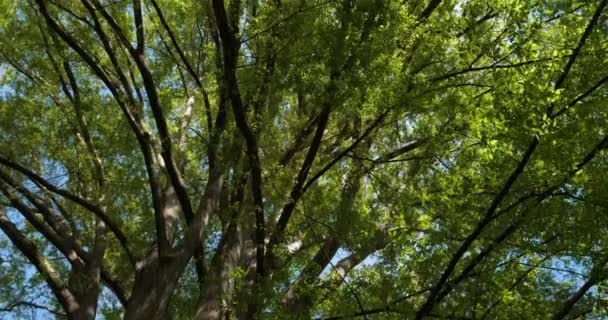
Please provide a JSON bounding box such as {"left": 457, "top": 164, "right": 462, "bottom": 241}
{"left": 0, "top": 155, "right": 135, "bottom": 265}
{"left": 132, "top": 0, "right": 145, "bottom": 54}
{"left": 268, "top": 106, "right": 331, "bottom": 254}
{"left": 553, "top": 0, "right": 606, "bottom": 91}
{"left": 0, "top": 300, "right": 67, "bottom": 317}
{"left": 419, "top": 0, "right": 442, "bottom": 20}
{"left": 212, "top": 0, "right": 266, "bottom": 282}
{"left": 414, "top": 136, "right": 539, "bottom": 319}
{"left": 0, "top": 209, "right": 80, "bottom": 318}
{"left": 552, "top": 269, "right": 603, "bottom": 320}
{"left": 87, "top": 0, "right": 196, "bottom": 236}
{"left": 551, "top": 74, "right": 608, "bottom": 118}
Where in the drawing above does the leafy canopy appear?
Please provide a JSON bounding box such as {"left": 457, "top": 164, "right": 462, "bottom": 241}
{"left": 0, "top": 0, "right": 608, "bottom": 319}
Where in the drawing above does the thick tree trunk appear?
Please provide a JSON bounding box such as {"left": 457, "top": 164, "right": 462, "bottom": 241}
{"left": 70, "top": 282, "right": 100, "bottom": 320}
{"left": 195, "top": 223, "right": 243, "bottom": 320}
{"left": 195, "top": 282, "right": 222, "bottom": 320}
{"left": 124, "top": 254, "right": 189, "bottom": 320}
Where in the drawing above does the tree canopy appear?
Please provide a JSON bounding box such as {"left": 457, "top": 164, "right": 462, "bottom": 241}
{"left": 0, "top": 0, "right": 608, "bottom": 319}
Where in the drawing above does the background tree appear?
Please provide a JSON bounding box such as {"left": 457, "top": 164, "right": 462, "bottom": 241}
{"left": 0, "top": 0, "right": 608, "bottom": 319}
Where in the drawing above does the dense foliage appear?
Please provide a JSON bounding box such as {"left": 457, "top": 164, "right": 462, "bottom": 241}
{"left": 1, "top": 0, "right": 608, "bottom": 319}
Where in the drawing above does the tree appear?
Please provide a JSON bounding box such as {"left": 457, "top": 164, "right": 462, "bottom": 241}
{"left": 0, "top": 0, "right": 607, "bottom": 318}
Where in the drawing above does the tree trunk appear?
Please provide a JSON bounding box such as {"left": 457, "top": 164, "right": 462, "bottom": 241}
{"left": 124, "top": 255, "right": 188, "bottom": 320}
{"left": 195, "top": 223, "right": 243, "bottom": 320}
